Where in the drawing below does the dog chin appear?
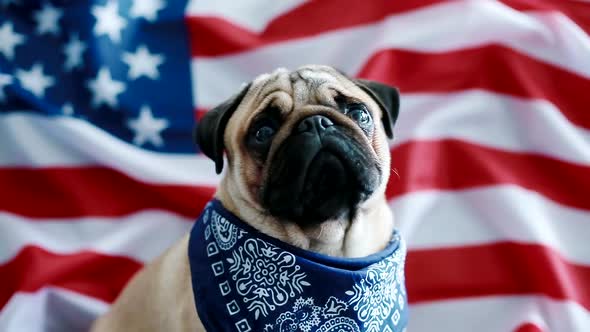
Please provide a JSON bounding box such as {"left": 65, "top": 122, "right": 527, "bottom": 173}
{"left": 261, "top": 132, "right": 380, "bottom": 226}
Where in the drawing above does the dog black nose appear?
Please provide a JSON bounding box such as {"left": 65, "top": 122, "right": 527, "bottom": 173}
{"left": 296, "top": 115, "right": 334, "bottom": 134}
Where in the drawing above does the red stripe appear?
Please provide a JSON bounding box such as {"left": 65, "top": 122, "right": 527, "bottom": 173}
{"left": 387, "top": 139, "right": 590, "bottom": 211}
{"left": 515, "top": 323, "right": 544, "bottom": 332}
{"left": 1, "top": 139, "right": 588, "bottom": 218}
{"left": 502, "top": 0, "right": 590, "bottom": 36}
{"left": 0, "top": 167, "right": 215, "bottom": 219}
{"left": 0, "top": 245, "right": 142, "bottom": 309}
{"left": 195, "top": 107, "right": 207, "bottom": 121}
{"left": 187, "top": 0, "right": 590, "bottom": 57}
{"left": 357, "top": 45, "right": 590, "bottom": 130}
{"left": 406, "top": 241, "right": 590, "bottom": 311}
{"left": 187, "top": 0, "right": 444, "bottom": 57}
{"left": 2, "top": 242, "right": 588, "bottom": 312}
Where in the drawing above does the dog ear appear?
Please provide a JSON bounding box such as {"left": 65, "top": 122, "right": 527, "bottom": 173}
{"left": 195, "top": 83, "right": 252, "bottom": 174}
{"left": 353, "top": 79, "right": 400, "bottom": 139}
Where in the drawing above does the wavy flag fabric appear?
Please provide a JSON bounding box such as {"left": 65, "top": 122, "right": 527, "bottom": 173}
{"left": 1, "top": 0, "right": 589, "bottom": 331}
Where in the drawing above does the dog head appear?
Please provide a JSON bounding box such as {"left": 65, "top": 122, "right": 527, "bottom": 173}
{"left": 196, "top": 65, "right": 399, "bottom": 228}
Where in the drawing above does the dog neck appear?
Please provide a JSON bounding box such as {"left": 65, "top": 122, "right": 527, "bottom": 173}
{"left": 215, "top": 179, "right": 394, "bottom": 258}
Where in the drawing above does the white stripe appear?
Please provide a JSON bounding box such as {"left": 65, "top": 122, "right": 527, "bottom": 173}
{"left": 4, "top": 95, "right": 587, "bottom": 178}
{"left": 392, "top": 185, "right": 590, "bottom": 264}
{"left": 408, "top": 295, "right": 590, "bottom": 332}
{"left": 0, "top": 210, "right": 191, "bottom": 265}
{"left": 0, "top": 113, "right": 221, "bottom": 185}
{"left": 186, "top": 0, "right": 306, "bottom": 32}
{"left": 395, "top": 90, "right": 590, "bottom": 166}
{"left": 0, "top": 287, "right": 107, "bottom": 332}
{"left": 5, "top": 92, "right": 589, "bottom": 173}
{"left": 193, "top": 0, "right": 590, "bottom": 107}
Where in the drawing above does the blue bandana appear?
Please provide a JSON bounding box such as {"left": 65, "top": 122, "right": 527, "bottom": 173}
{"left": 188, "top": 199, "right": 408, "bottom": 332}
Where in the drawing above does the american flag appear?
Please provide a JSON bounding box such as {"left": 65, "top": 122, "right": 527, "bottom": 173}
{"left": 1, "top": 0, "right": 589, "bottom": 331}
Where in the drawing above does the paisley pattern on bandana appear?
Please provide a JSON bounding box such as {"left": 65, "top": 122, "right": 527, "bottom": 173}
{"left": 188, "top": 200, "right": 408, "bottom": 332}
{"left": 263, "top": 297, "right": 360, "bottom": 332}
{"left": 346, "top": 245, "right": 406, "bottom": 332}
{"left": 211, "top": 210, "right": 246, "bottom": 250}
{"left": 228, "top": 238, "right": 310, "bottom": 319}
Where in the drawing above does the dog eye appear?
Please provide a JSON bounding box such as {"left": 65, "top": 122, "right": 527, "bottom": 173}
{"left": 246, "top": 113, "right": 281, "bottom": 161}
{"left": 347, "top": 104, "right": 372, "bottom": 126}
{"left": 255, "top": 125, "right": 276, "bottom": 142}
{"left": 249, "top": 117, "right": 279, "bottom": 144}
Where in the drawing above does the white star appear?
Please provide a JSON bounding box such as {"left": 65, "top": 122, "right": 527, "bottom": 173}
{"left": 122, "top": 45, "right": 165, "bottom": 80}
{"left": 16, "top": 63, "right": 55, "bottom": 98}
{"left": 0, "top": 73, "right": 12, "bottom": 102}
{"left": 62, "top": 102, "right": 74, "bottom": 115}
{"left": 0, "top": 22, "right": 26, "bottom": 60}
{"left": 87, "top": 67, "right": 126, "bottom": 108}
{"left": 92, "top": 0, "right": 126, "bottom": 43}
{"left": 127, "top": 105, "right": 169, "bottom": 147}
{"left": 130, "top": 0, "right": 165, "bottom": 22}
{"left": 63, "top": 34, "right": 86, "bottom": 71}
{"left": 33, "top": 3, "right": 63, "bottom": 36}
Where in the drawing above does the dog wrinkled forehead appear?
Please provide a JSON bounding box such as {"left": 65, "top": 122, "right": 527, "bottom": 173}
{"left": 251, "top": 65, "right": 340, "bottom": 86}
{"left": 248, "top": 65, "right": 353, "bottom": 108}
{"left": 294, "top": 66, "right": 342, "bottom": 84}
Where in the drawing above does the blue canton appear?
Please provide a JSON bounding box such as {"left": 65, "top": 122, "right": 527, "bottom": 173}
{"left": 0, "top": 0, "right": 195, "bottom": 153}
{"left": 189, "top": 200, "right": 409, "bottom": 332}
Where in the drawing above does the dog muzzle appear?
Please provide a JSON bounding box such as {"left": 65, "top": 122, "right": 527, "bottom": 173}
{"left": 188, "top": 200, "right": 408, "bottom": 332}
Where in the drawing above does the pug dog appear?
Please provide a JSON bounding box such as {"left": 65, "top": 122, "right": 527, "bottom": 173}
{"left": 91, "top": 65, "right": 401, "bottom": 332}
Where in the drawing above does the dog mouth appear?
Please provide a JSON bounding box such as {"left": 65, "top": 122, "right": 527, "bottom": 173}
{"left": 261, "top": 130, "right": 380, "bottom": 226}
{"left": 300, "top": 150, "right": 360, "bottom": 220}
